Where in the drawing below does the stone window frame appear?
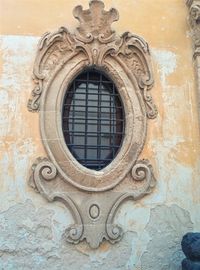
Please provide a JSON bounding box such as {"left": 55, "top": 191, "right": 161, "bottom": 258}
{"left": 28, "top": 0, "right": 157, "bottom": 248}
{"left": 62, "top": 68, "right": 125, "bottom": 171}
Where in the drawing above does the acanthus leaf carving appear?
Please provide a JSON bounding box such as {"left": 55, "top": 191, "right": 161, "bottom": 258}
{"left": 117, "top": 32, "right": 157, "bottom": 118}
{"left": 28, "top": 27, "right": 76, "bottom": 111}
{"left": 28, "top": 0, "right": 157, "bottom": 118}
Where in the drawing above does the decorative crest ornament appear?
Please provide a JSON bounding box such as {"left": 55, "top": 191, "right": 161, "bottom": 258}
{"left": 73, "top": 0, "right": 119, "bottom": 40}
{"left": 28, "top": 0, "right": 157, "bottom": 118}
{"left": 28, "top": 0, "right": 157, "bottom": 248}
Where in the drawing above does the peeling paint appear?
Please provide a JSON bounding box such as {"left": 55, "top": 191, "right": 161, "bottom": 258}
{"left": 152, "top": 49, "right": 177, "bottom": 87}
{"left": 141, "top": 205, "right": 193, "bottom": 270}
{"left": 0, "top": 201, "right": 136, "bottom": 270}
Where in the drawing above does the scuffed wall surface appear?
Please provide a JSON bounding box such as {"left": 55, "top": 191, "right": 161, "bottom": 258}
{"left": 141, "top": 205, "right": 193, "bottom": 270}
{"left": 0, "top": 201, "right": 194, "bottom": 270}
{"left": 0, "top": 201, "right": 135, "bottom": 270}
{"left": 0, "top": 0, "right": 200, "bottom": 269}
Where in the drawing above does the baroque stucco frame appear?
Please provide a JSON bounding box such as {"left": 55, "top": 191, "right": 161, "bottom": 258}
{"left": 28, "top": 0, "right": 157, "bottom": 248}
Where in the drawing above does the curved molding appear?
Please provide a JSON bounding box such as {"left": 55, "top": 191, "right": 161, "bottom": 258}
{"left": 29, "top": 157, "right": 84, "bottom": 244}
{"left": 27, "top": 0, "right": 157, "bottom": 192}
{"left": 27, "top": 1, "right": 157, "bottom": 118}
{"left": 29, "top": 158, "right": 156, "bottom": 248}
{"left": 106, "top": 159, "right": 156, "bottom": 244}
{"left": 28, "top": 0, "right": 157, "bottom": 248}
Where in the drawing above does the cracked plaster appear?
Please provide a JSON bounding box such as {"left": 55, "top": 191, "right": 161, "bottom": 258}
{"left": 0, "top": 202, "right": 194, "bottom": 270}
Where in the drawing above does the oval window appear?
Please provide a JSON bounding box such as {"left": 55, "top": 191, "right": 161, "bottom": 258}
{"left": 62, "top": 69, "right": 124, "bottom": 171}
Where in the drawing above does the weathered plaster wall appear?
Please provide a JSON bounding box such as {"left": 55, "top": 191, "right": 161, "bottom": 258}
{"left": 0, "top": 0, "right": 200, "bottom": 269}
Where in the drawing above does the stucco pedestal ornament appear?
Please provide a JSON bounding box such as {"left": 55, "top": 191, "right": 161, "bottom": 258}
{"left": 28, "top": 0, "right": 157, "bottom": 249}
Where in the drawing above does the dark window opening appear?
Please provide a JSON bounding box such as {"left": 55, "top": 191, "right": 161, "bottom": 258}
{"left": 62, "top": 69, "right": 125, "bottom": 171}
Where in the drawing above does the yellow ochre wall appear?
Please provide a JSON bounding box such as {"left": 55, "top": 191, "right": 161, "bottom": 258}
{"left": 0, "top": 1, "right": 199, "bottom": 269}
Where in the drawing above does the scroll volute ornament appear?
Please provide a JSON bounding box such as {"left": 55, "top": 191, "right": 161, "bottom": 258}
{"left": 28, "top": 0, "right": 157, "bottom": 248}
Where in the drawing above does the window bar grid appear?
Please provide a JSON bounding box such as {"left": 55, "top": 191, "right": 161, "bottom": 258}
{"left": 64, "top": 104, "right": 123, "bottom": 109}
{"left": 109, "top": 81, "right": 112, "bottom": 160}
{"left": 71, "top": 81, "right": 75, "bottom": 145}
{"left": 84, "top": 71, "right": 89, "bottom": 162}
{"left": 97, "top": 74, "right": 101, "bottom": 170}
{"left": 64, "top": 93, "right": 121, "bottom": 98}
{"left": 62, "top": 70, "right": 124, "bottom": 171}
{"left": 112, "top": 81, "right": 115, "bottom": 160}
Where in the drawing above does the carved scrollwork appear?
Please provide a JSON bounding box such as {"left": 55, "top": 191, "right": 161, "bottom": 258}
{"left": 29, "top": 157, "right": 57, "bottom": 194}
{"left": 28, "top": 0, "right": 157, "bottom": 118}
{"left": 105, "top": 159, "right": 156, "bottom": 244}
{"left": 117, "top": 32, "right": 157, "bottom": 118}
{"left": 28, "top": 27, "right": 76, "bottom": 111}
{"left": 106, "top": 223, "right": 123, "bottom": 244}
{"left": 28, "top": 0, "right": 157, "bottom": 249}
{"left": 27, "top": 79, "right": 43, "bottom": 112}
{"left": 64, "top": 224, "right": 84, "bottom": 244}
{"left": 142, "top": 86, "right": 158, "bottom": 119}
{"left": 29, "top": 157, "right": 84, "bottom": 245}
{"left": 131, "top": 159, "right": 156, "bottom": 196}
{"left": 29, "top": 157, "right": 156, "bottom": 248}
{"left": 61, "top": 194, "right": 84, "bottom": 245}
{"left": 28, "top": 157, "right": 60, "bottom": 196}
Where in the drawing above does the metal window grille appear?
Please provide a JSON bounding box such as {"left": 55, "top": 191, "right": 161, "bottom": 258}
{"left": 62, "top": 69, "right": 125, "bottom": 171}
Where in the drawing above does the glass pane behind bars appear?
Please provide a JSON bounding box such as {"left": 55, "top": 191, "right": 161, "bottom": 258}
{"left": 62, "top": 69, "right": 125, "bottom": 171}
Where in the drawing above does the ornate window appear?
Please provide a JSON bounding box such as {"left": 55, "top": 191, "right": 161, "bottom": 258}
{"left": 62, "top": 68, "right": 124, "bottom": 171}
{"left": 28, "top": 0, "right": 157, "bottom": 249}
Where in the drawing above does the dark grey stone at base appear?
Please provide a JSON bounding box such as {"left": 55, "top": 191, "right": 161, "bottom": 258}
{"left": 182, "top": 233, "right": 200, "bottom": 261}
{"left": 182, "top": 259, "right": 200, "bottom": 270}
